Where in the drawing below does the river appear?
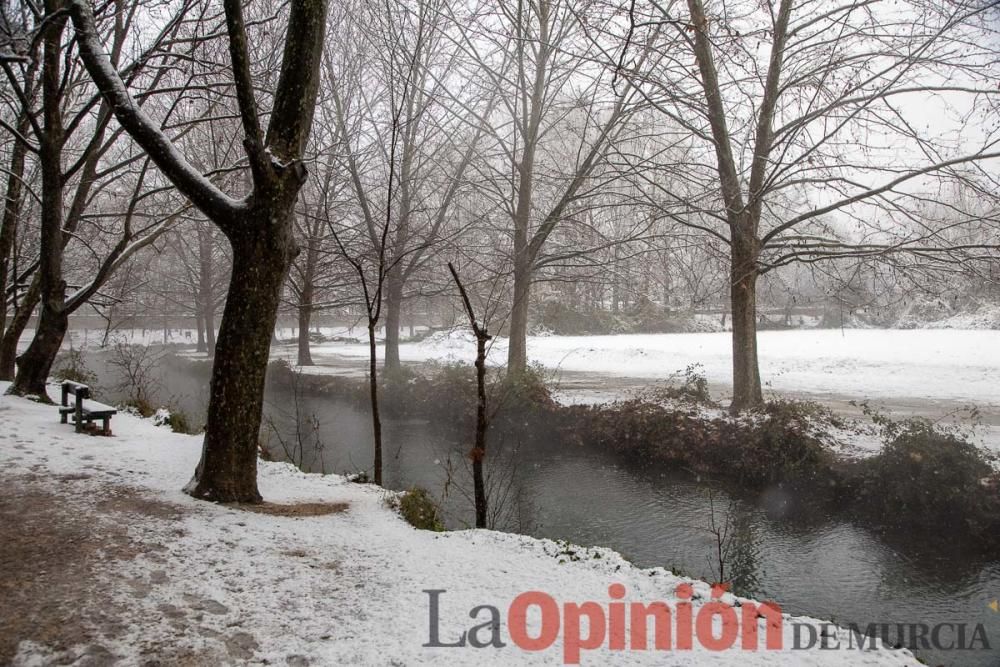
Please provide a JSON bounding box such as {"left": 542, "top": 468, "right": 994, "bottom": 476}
{"left": 84, "top": 348, "right": 1000, "bottom": 666}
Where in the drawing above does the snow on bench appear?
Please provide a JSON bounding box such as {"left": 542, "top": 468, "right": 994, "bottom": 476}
{"left": 59, "top": 380, "right": 117, "bottom": 435}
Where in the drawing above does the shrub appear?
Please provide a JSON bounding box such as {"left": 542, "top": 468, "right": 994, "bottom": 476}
{"left": 849, "top": 418, "right": 999, "bottom": 540}
{"left": 496, "top": 363, "right": 557, "bottom": 413}
{"left": 568, "top": 396, "right": 835, "bottom": 487}
{"left": 532, "top": 298, "right": 711, "bottom": 335}
{"left": 121, "top": 397, "right": 156, "bottom": 418}
{"left": 258, "top": 440, "right": 276, "bottom": 462}
{"left": 723, "top": 411, "right": 833, "bottom": 485}
{"left": 108, "top": 340, "right": 162, "bottom": 408}
{"left": 267, "top": 358, "right": 294, "bottom": 381}
{"left": 53, "top": 347, "right": 97, "bottom": 386}
{"left": 381, "top": 362, "right": 557, "bottom": 426}
{"left": 165, "top": 408, "right": 198, "bottom": 434}
{"left": 533, "top": 300, "right": 621, "bottom": 335}
{"left": 386, "top": 362, "right": 476, "bottom": 422}
{"left": 266, "top": 358, "right": 368, "bottom": 405}
{"left": 382, "top": 363, "right": 420, "bottom": 389}
{"left": 626, "top": 297, "right": 691, "bottom": 334}
{"left": 643, "top": 364, "right": 713, "bottom": 406}
{"left": 398, "top": 487, "right": 445, "bottom": 531}
{"left": 758, "top": 398, "right": 838, "bottom": 425}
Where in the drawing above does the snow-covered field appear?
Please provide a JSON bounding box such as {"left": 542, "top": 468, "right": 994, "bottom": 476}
{"left": 311, "top": 328, "right": 1000, "bottom": 406}
{"left": 28, "top": 325, "right": 1000, "bottom": 408}
{"left": 0, "top": 384, "right": 916, "bottom": 666}
{"left": 300, "top": 328, "right": 1000, "bottom": 458}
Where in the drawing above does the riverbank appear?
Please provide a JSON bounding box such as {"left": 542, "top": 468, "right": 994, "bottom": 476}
{"left": 274, "top": 328, "right": 1000, "bottom": 457}
{"left": 259, "top": 358, "right": 1000, "bottom": 553}
{"left": 0, "top": 383, "right": 924, "bottom": 666}
{"left": 302, "top": 329, "right": 1000, "bottom": 405}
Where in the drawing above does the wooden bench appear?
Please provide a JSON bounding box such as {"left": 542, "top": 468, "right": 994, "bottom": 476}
{"left": 59, "top": 380, "right": 117, "bottom": 435}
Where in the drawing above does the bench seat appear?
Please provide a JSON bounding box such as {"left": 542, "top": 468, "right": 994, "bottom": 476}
{"left": 59, "top": 400, "right": 118, "bottom": 417}
{"left": 58, "top": 383, "right": 118, "bottom": 434}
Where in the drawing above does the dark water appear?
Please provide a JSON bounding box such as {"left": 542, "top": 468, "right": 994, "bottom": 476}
{"left": 85, "top": 351, "right": 1000, "bottom": 667}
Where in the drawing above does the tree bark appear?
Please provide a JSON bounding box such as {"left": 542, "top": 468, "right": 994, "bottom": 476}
{"left": 295, "top": 226, "right": 318, "bottom": 366}
{"left": 10, "top": 10, "right": 67, "bottom": 398}
{"left": 367, "top": 320, "right": 383, "bottom": 485}
{"left": 203, "top": 300, "right": 216, "bottom": 352}
{"left": 296, "top": 299, "right": 313, "bottom": 366}
{"left": 0, "top": 275, "right": 39, "bottom": 380}
{"left": 447, "top": 262, "right": 489, "bottom": 528}
{"left": 70, "top": 0, "right": 329, "bottom": 501}
{"left": 0, "top": 76, "right": 34, "bottom": 339}
{"left": 383, "top": 267, "right": 403, "bottom": 373}
{"left": 12, "top": 300, "right": 67, "bottom": 397}
{"left": 198, "top": 225, "right": 216, "bottom": 355}
{"left": 729, "top": 232, "right": 763, "bottom": 412}
{"left": 472, "top": 330, "right": 488, "bottom": 528}
{"left": 186, "top": 223, "right": 294, "bottom": 502}
{"left": 686, "top": 0, "right": 790, "bottom": 413}
{"left": 506, "top": 256, "right": 531, "bottom": 373}
{"left": 195, "top": 307, "right": 206, "bottom": 353}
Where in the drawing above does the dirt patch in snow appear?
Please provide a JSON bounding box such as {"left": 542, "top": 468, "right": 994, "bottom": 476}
{"left": 0, "top": 477, "right": 131, "bottom": 663}
{"left": 0, "top": 475, "right": 191, "bottom": 664}
{"left": 230, "top": 500, "right": 349, "bottom": 517}
{"left": 95, "top": 485, "right": 187, "bottom": 521}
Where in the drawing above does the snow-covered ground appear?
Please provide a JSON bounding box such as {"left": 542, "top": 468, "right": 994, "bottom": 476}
{"left": 297, "top": 328, "right": 1000, "bottom": 459}
{"left": 21, "top": 324, "right": 1000, "bottom": 457}
{"left": 0, "top": 384, "right": 916, "bottom": 666}
{"left": 26, "top": 325, "right": 1000, "bottom": 407}
{"left": 310, "top": 328, "right": 1000, "bottom": 406}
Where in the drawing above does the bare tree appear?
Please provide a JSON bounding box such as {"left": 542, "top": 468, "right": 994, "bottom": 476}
{"left": 620, "top": 0, "right": 1000, "bottom": 410}
{"left": 447, "top": 261, "right": 492, "bottom": 528}
{"left": 0, "top": 44, "right": 37, "bottom": 364}
{"left": 7, "top": 0, "right": 190, "bottom": 394}
{"left": 321, "top": 0, "right": 487, "bottom": 374}
{"left": 450, "top": 0, "right": 662, "bottom": 374}
{"left": 67, "top": 0, "right": 331, "bottom": 502}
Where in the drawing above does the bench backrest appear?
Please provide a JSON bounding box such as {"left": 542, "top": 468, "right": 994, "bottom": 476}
{"left": 61, "top": 381, "right": 90, "bottom": 406}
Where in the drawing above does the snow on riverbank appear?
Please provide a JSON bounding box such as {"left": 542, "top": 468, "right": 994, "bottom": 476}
{"left": 311, "top": 328, "right": 1000, "bottom": 406}
{"left": 0, "top": 385, "right": 916, "bottom": 666}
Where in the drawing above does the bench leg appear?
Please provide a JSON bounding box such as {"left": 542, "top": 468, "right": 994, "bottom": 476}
{"left": 75, "top": 413, "right": 83, "bottom": 433}
{"left": 60, "top": 412, "right": 67, "bottom": 424}
{"left": 102, "top": 417, "right": 111, "bottom": 436}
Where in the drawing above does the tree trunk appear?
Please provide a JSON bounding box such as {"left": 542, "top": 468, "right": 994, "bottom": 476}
{"left": 10, "top": 16, "right": 66, "bottom": 399}
{"left": 185, "top": 224, "right": 293, "bottom": 502}
{"left": 198, "top": 225, "right": 216, "bottom": 355}
{"left": 0, "top": 104, "right": 32, "bottom": 340}
{"left": 204, "top": 300, "right": 216, "bottom": 353}
{"left": 367, "top": 320, "right": 383, "bottom": 485}
{"left": 296, "top": 232, "right": 317, "bottom": 366}
{"left": 68, "top": 0, "right": 329, "bottom": 503}
{"left": 195, "top": 307, "right": 206, "bottom": 353}
{"left": 729, "top": 237, "right": 763, "bottom": 413}
{"left": 297, "top": 300, "right": 313, "bottom": 366}
{"left": 0, "top": 276, "right": 39, "bottom": 380}
{"left": 383, "top": 268, "right": 403, "bottom": 374}
{"left": 506, "top": 259, "right": 531, "bottom": 374}
{"left": 11, "top": 301, "right": 67, "bottom": 397}
{"left": 447, "top": 261, "right": 489, "bottom": 528}
{"left": 473, "top": 332, "right": 488, "bottom": 528}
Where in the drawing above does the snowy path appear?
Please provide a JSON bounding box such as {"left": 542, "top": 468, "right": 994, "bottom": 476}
{"left": 0, "top": 385, "right": 917, "bottom": 666}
